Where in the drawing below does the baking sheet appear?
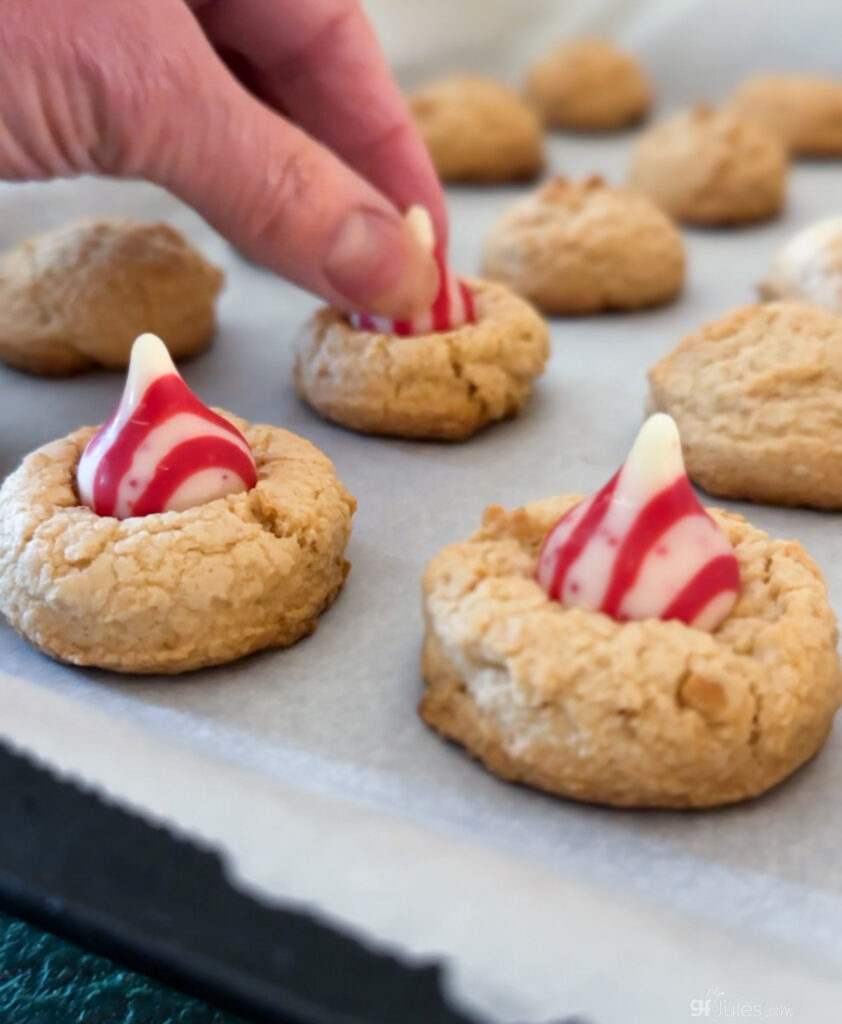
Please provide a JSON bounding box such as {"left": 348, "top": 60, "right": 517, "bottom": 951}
{"left": 3, "top": 18, "right": 842, "bottom": 1017}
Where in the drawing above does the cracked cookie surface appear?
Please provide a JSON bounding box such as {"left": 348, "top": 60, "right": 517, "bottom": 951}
{"left": 0, "top": 218, "right": 223, "bottom": 376}
{"left": 648, "top": 302, "right": 842, "bottom": 508}
{"left": 294, "top": 281, "right": 549, "bottom": 440}
{"left": 629, "top": 106, "right": 787, "bottom": 225}
{"left": 481, "top": 177, "right": 685, "bottom": 314}
{"left": 420, "top": 497, "right": 841, "bottom": 808}
{"left": 410, "top": 75, "right": 544, "bottom": 183}
{"left": 0, "top": 413, "right": 355, "bottom": 673}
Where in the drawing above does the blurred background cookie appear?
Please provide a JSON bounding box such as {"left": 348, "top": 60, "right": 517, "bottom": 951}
{"left": 409, "top": 74, "right": 544, "bottom": 182}
{"left": 481, "top": 176, "right": 685, "bottom": 314}
{"left": 759, "top": 217, "right": 842, "bottom": 311}
{"left": 648, "top": 302, "right": 842, "bottom": 508}
{"left": 523, "top": 38, "right": 651, "bottom": 131}
{"left": 628, "top": 106, "right": 787, "bottom": 226}
{"left": 0, "top": 218, "right": 223, "bottom": 376}
{"left": 730, "top": 74, "right": 842, "bottom": 156}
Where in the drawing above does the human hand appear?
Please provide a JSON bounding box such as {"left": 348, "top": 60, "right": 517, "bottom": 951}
{"left": 0, "top": 0, "right": 444, "bottom": 318}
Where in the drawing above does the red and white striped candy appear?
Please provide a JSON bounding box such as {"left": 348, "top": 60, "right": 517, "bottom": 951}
{"left": 348, "top": 205, "right": 476, "bottom": 336}
{"left": 77, "top": 333, "right": 257, "bottom": 520}
{"left": 536, "top": 414, "right": 740, "bottom": 631}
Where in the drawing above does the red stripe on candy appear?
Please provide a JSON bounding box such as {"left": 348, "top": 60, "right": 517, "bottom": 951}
{"left": 538, "top": 472, "right": 620, "bottom": 600}
{"left": 600, "top": 477, "right": 701, "bottom": 618}
{"left": 661, "top": 554, "right": 741, "bottom": 626}
{"left": 131, "top": 436, "right": 257, "bottom": 517}
{"left": 460, "top": 280, "right": 475, "bottom": 322}
{"left": 430, "top": 248, "right": 452, "bottom": 332}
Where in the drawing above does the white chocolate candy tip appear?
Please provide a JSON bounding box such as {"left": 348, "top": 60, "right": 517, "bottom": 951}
{"left": 405, "top": 205, "right": 436, "bottom": 253}
{"left": 125, "top": 333, "right": 179, "bottom": 408}
{"left": 621, "top": 413, "right": 684, "bottom": 502}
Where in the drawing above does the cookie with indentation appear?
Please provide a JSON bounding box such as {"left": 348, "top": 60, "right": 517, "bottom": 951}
{"left": 524, "top": 39, "right": 651, "bottom": 130}
{"left": 0, "top": 416, "right": 355, "bottom": 672}
{"left": 648, "top": 302, "right": 842, "bottom": 508}
{"left": 0, "top": 218, "right": 223, "bottom": 376}
{"left": 629, "top": 106, "right": 787, "bottom": 225}
{"left": 420, "top": 497, "right": 841, "bottom": 808}
{"left": 294, "top": 280, "right": 549, "bottom": 440}
{"left": 481, "top": 177, "right": 685, "bottom": 314}
{"left": 759, "top": 217, "right": 842, "bottom": 313}
{"left": 409, "top": 75, "right": 544, "bottom": 183}
{"left": 730, "top": 75, "right": 842, "bottom": 156}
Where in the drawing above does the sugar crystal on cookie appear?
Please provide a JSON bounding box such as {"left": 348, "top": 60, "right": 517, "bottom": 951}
{"left": 77, "top": 333, "right": 257, "bottom": 519}
{"left": 536, "top": 414, "right": 740, "bottom": 631}
{"left": 348, "top": 206, "right": 476, "bottom": 336}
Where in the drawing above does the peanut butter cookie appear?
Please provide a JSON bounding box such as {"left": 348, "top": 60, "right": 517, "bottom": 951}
{"left": 410, "top": 75, "right": 544, "bottom": 183}
{"left": 648, "top": 302, "right": 842, "bottom": 508}
{"left": 420, "top": 498, "right": 841, "bottom": 808}
{"left": 524, "top": 39, "right": 651, "bottom": 131}
{"left": 629, "top": 107, "right": 787, "bottom": 225}
{"left": 0, "top": 416, "right": 355, "bottom": 673}
{"left": 481, "top": 177, "right": 685, "bottom": 314}
{"left": 0, "top": 218, "right": 224, "bottom": 376}
{"left": 730, "top": 74, "right": 842, "bottom": 156}
{"left": 294, "top": 280, "right": 549, "bottom": 440}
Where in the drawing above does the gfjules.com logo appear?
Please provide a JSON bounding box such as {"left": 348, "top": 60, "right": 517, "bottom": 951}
{"left": 690, "top": 987, "right": 794, "bottom": 1019}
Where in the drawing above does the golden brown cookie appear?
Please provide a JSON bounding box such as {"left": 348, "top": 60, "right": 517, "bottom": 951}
{"left": 420, "top": 498, "right": 841, "bottom": 808}
{"left": 648, "top": 302, "right": 842, "bottom": 508}
{"left": 0, "top": 415, "right": 355, "bottom": 673}
{"left": 730, "top": 74, "right": 842, "bottom": 156}
{"left": 0, "top": 218, "right": 224, "bottom": 376}
{"left": 759, "top": 217, "right": 842, "bottom": 312}
{"left": 294, "top": 281, "right": 549, "bottom": 440}
{"left": 628, "top": 106, "right": 787, "bottom": 225}
{"left": 481, "top": 177, "right": 685, "bottom": 314}
{"left": 523, "top": 39, "right": 651, "bottom": 130}
{"left": 409, "top": 75, "right": 544, "bottom": 183}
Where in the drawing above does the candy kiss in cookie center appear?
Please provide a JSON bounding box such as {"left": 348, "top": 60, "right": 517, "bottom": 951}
{"left": 536, "top": 414, "right": 740, "bottom": 631}
{"left": 77, "top": 333, "right": 257, "bottom": 519}
{"left": 348, "top": 205, "right": 476, "bottom": 336}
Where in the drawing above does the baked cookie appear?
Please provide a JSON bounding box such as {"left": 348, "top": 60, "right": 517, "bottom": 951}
{"left": 730, "top": 74, "right": 842, "bottom": 156}
{"left": 420, "top": 496, "right": 841, "bottom": 808}
{"left": 759, "top": 217, "right": 842, "bottom": 312}
{"left": 648, "top": 302, "right": 842, "bottom": 508}
{"left": 628, "top": 106, "right": 787, "bottom": 225}
{"left": 0, "top": 335, "right": 354, "bottom": 673}
{"left": 0, "top": 218, "right": 223, "bottom": 376}
{"left": 295, "top": 279, "right": 549, "bottom": 440}
{"left": 523, "top": 39, "right": 651, "bottom": 130}
{"left": 481, "top": 177, "right": 685, "bottom": 314}
{"left": 409, "top": 75, "right": 544, "bottom": 183}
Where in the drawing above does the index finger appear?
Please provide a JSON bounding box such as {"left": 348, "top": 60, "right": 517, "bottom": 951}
{"left": 196, "top": 0, "right": 449, "bottom": 247}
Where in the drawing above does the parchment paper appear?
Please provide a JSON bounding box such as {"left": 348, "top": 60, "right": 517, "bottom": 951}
{"left": 2, "top": 6, "right": 842, "bottom": 1019}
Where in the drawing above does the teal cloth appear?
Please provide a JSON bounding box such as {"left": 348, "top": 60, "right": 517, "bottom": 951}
{"left": 0, "top": 912, "right": 244, "bottom": 1024}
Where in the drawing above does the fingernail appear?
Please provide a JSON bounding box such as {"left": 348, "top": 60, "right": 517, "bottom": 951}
{"left": 324, "top": 207, "right": 439, "bottom": 318}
